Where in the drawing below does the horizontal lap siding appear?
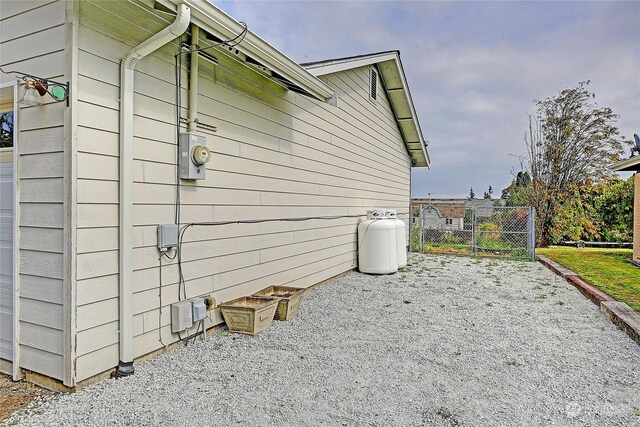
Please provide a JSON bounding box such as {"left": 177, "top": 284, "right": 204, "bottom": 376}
{"left": 0, "top": 0, "right": 66, "bottom": 380}
{"left": 74, "top": 1, "right": 411, "bottom": 381}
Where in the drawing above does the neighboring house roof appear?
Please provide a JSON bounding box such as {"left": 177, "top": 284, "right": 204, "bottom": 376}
{"left": 412, "top": 198, "right": 505, "bottom": 207}
{"left": 154, "top": 0, "right": 336, "bottom": 104}
{"left": 302, "top": 51, "right": 430, "bottom": 168}
{"left": 439, "top": 208, "right": 465, "bottom": 218}
{"left": 421, "top": 206, "right": 463, "bottom": 219}
{"left": 412, "top": 199, "right": 465, "bottom": 206}
{"left": 610, "top": 155, "right": 640, "bottom": 172}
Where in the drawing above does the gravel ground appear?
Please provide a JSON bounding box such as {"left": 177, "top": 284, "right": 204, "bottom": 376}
{"left": 4, "top": 253, "right": 640, "bottom": 426}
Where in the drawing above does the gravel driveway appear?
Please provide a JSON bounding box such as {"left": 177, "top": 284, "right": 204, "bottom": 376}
{"left": 5, "top": 253, "right": 640, "bottom": 426}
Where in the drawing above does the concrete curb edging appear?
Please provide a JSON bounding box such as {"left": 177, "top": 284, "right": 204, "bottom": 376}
{"left": 537, "top": 255, "right": 640, "bottom": 346}
{"left": 566, "top": 275, "right": 615, "bottom": 306}
{"left": 537, "top": 255, "right": 577, "bottom": 279}
{"left": 601, "top": 301, "right": 640, "bottom": 345}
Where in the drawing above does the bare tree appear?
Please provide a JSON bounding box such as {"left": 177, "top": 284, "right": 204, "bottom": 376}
{"left": 524, "top": 81, "right": 628, "bottom": 246}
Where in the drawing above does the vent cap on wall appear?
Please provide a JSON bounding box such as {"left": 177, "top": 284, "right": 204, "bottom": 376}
{"left": 370, "top": 68, "right": 378, "bottom": 101}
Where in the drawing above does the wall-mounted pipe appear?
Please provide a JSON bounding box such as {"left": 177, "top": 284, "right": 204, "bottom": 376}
{"left": 187, "top": 23, "right": 199, "bottom": 132}
{"left": 116, "top": 3, "right": 191, "bottom": 378}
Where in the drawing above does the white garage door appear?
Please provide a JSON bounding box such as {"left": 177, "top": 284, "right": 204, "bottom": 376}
{"left": 0, "top": 83, "right": 15, "bottom": 363}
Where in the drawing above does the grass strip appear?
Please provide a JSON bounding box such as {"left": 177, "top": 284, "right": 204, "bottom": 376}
{"left": 537, "top": 246, "right": 640, "bottom": 312}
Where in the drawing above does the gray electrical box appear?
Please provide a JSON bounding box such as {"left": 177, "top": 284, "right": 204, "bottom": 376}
{"left": 171, "top": 300, "right": 193, "bottom": 333}
{"left": 157, "top": 224, "right": 179, "bottom": 251}
{"left": 191, "top": 297, "right": 206, "bottom": 322}
{"left": 179, "top": 132, "right": 210, "bottom": 180}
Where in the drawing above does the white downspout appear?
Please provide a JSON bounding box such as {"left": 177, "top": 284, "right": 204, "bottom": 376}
{"left": 116, "top": 3, "right": 190, "bottom": 377}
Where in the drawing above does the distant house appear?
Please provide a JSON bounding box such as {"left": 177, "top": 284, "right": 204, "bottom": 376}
{"left": 410, "top": 198, "right": 504, "bottom": 227}
{"left": 464, "top": 198, "right": 506, "bottom": 218}
{"left": 420, "top": 206, "right": 465, "bottom": 230}
{"left": 0, "top": 0, "right": 429, "bottom": 389}
{"left": 610, "top": 156, "right": 640, "bottom": 264}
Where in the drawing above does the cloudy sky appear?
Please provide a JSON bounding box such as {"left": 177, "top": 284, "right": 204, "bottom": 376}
{"left": 215, "top": 0, "right": 640, "bottom": 198}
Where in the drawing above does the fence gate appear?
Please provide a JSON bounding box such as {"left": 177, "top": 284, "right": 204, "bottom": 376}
{"left": 410, "top": 204, "right": 535, "bottom": 260}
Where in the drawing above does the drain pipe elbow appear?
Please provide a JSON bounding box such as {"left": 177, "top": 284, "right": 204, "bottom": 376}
{"left": 116, "top": 3, "right": 190, "bottom": 378}
{"left": 122, "top": 3, "right": 191, "bottom": 70}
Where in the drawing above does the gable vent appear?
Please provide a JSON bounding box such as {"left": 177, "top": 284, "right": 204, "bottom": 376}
{"left": 370, "top": 68, "right": 378, "bottom": 101}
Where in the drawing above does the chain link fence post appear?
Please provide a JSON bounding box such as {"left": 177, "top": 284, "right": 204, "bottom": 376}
{"left": 408, "top": 204, "right": 413, "bottom": 254}
{"left": 528, "top": 206, "right": 536, "bottom": 260}
{"left": 419, "top": 207, "right": 424, "bottom": 253}
{"left": 471, "top": 207, "right": 477, "bottom": 257}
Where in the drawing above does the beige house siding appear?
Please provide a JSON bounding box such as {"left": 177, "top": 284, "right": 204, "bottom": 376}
{"left": 67, "top": 1, "right": 412, "bottom": 381}
{"left": 0, "top": 0, "right": 67, "bottom": 380}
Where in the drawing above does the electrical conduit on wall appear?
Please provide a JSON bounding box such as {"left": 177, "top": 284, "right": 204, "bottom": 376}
{"left": 188, "top": 23, "right": 199, "bottom": 132}
{"left": 116, "top": 3, "right": 191, "bottom": 378}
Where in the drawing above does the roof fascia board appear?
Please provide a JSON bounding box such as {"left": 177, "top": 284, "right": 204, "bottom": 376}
{"left": 304, "top": 52, "right": 398, "bottom": 77}
{"left": 306, "top": 51, "right": 429, "bottom": 167}
{"left": 610, "top": 156, "right": 640, "bottom": 171}
{"left": 308, "top": 52, "right": 429, "bottom": 167}
{"left": 157, "top": 0, "right": 336, "bottom": 104}
{"left": 390, "top": 56, "right": 429, "bottom": 167}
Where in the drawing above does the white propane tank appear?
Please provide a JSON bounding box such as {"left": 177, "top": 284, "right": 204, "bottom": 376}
{"left": 386, "top": 209, "right": 407, "bottom": 269}
{"left": 358, "top": 209, "right": 398, "bottom": 274}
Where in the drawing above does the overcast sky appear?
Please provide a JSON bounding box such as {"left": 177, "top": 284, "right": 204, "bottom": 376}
{"left": 215, "top": 0, "right": 640, "bottom": 198}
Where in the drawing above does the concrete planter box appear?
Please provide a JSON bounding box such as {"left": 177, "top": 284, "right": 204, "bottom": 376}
{"left": 219, "top": 296, "right": 279, "bottom": 335}
{"left": 253, "top": 286, "right": 305, "bottom": 321}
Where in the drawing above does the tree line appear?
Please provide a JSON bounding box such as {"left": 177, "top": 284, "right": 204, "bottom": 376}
{"left": 500, "top": 81, "right": 634, "bottom": 246}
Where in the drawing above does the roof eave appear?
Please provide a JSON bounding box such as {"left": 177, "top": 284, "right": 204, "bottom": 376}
{"left": 610, "top": 156, "right": 640, "bottom": 172}
{"left": 304, "top": 51, "right": 430, "bottom": 168}
{"left": 157, "top": 0, "right": 336, "bottom": 104}
{"left": 379, "top": 56, "right": 429, "bottom": 168}
{"left": 303, "top": 51, "right": 399, "bottom": 75}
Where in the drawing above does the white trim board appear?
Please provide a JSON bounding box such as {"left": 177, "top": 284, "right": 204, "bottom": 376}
{"left": 0, "top": 80, "right": 20, "bottom": 380}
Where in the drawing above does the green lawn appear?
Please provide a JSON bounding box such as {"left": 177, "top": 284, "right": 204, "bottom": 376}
{"left": 536, "top": 246, "right": 640, "bottom": 312}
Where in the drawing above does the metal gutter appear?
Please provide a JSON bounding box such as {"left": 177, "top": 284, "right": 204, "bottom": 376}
{"left": 610, "top": 155, "right": 640, "bottom": 172}
{"left": 156, "top": 0, "right": 336, "bottom": 104}
{"left": 116, "top": 2, "right": 191, "bottom": 378}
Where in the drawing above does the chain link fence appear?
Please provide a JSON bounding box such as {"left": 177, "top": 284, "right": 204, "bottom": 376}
{"left": 409, "top": 204, "right": 535, "bottom": 260}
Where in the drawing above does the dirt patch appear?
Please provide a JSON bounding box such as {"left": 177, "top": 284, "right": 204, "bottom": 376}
{"left": 0, "top": 373, "right": 52, "bottom": 422}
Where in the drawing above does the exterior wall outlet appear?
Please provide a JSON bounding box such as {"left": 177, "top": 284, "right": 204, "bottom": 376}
{"left": 171, "top": 300, "right": 193, "bottom": 333}
{"left": 157, "top": 224, "right": 179, "bottom": 251}
{"left": 179, "top": 133, "right": 210, "bottom": 180}
{"left": 204, "top": 295, "right": 217, "bottom": 311}
{"left": 191, "top": 297, "right": 206, "bottom": 322}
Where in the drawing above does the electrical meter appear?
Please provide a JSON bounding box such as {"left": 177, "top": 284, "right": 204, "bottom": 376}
{"left": 179, "top": 133, "right": 210, "bottom": 180}
{"left": 192, "top": 146, "right": 211, "bottom": 166}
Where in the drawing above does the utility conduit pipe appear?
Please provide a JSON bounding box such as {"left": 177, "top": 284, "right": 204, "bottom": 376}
{"left": 188, "top": 23, "right": 199, "bottom": 132}
{"left": 116, "top": 3, "right": 191, "bottom": 378}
